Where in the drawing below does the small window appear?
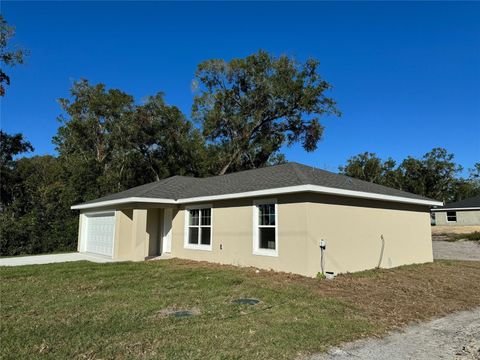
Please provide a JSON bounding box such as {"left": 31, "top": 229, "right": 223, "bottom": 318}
{"left": 253, "top": 200, "right": 278, "bottom": 256}
{"left": 446, "top": 211, "right": 457, "bottom": 222}
{"left": 185, "top": 206, "right": 212, "bottom": 250}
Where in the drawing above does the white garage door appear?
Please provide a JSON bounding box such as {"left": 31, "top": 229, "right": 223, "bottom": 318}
{"left": 85, "top": 212, "right": 115, "bottom": 257}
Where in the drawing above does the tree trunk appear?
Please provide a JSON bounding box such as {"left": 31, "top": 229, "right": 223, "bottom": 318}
{"left": 218, "top": 148, "right": 242, "bottom": 175}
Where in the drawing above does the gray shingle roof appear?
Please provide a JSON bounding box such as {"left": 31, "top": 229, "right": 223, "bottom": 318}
{"left": 434, "top": 195, "right": 480, "bottom": 210}
{"left": 79, "top": 162, "right": 435, "bottom": 206}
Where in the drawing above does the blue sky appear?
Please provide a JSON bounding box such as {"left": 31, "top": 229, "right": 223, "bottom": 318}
{"left": 2, "top": 1, "right": 479, "bottom": 175}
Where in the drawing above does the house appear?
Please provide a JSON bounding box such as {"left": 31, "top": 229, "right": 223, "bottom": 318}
{"left": 431, "top": 195, "right": 480, "bottom": 226}
{"left": 71, "top": 162, "right": 442, "bottom": 277}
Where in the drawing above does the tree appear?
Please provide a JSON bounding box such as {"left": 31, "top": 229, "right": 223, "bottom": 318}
{"left": 469, "top": 163, "right": 480, "bottom": 180}
{"left": 453, "top": 163, "right": 480, "bottom": 201}
{"left": 398, "top": 148, "right": 462, "bottom": 201}
{"left": 340, "top": 148, "right": 470, "bottom": 202}
{"left": 0, "top": 15, "right": 28, "bottom": 96}
{"left": 0, "top": 156, "right": 78, "bottom": 256}
{"left": 54, "top": 80, "right": 207, "bottom": 202}
{"left": 192, "top": 50, "right": 339, "bottom": 175}
{"left": 0, "top": 130, "right": 34, "bottom": 207}
{"left": 339, "top": 152, "right": 399, "bottom": 187}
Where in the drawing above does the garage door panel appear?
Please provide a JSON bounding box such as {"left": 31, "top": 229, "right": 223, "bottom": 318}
{"left": 85, "top": 213, "right": 115, "bottom": 257}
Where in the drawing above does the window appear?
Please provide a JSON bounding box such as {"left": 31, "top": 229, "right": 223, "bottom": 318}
{"left": 253, "top": 199, "right": 278, "bottom": 256}
{"left": 184, "top": 206, "right": 212, "bottom": 250}
{"left": 446, "top": 211, "right": 457, "bottom": 222}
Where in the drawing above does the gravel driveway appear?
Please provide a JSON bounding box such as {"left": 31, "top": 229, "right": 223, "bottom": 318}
{"left": 433, "top": 241, "right": 480, "bottom": 261}
{"left": 308, "top": 308, "right": 480, "bottom": 360}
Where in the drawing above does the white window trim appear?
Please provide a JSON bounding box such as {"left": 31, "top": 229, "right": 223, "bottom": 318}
{"left": 184, "top": 204, "right": 213, "bottom": 251}
{"left": 252, "top": 198, "right": 278, "bottom": 257}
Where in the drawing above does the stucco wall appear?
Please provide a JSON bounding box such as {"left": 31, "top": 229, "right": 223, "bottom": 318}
{"left": 434, "top": 210, "right": 480, "bottom": 226}
{"left": 170, "top": 193, "right": 433, "bottom": 277}
{"left": 306, "top": 194, "right": 433, "bottom": 275}
{"left": 77, "top": 194, "right": 433, "bottom": 276}
{"left": 171, "top": 195, "right": 313, "bottom": 276}
{"left": 79, "top": 208, "right": 159, "bottom": 261}
{"left": 114, "top": 209, "right": 134, "bottom": 260}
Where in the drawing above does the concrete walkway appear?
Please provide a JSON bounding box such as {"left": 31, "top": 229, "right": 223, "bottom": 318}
{"left": 433, "top": 240, "right": 480, "bottom": 261}
{"left": 0, "top": 252, "right": 115, "bottom": 266}
{"left": 309, "top": 308, "right": 480, "bottom": 360}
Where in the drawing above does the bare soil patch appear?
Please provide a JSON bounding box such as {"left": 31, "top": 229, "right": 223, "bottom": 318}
{"left": 432, "top": 225, "right": 480, "bottom": 241}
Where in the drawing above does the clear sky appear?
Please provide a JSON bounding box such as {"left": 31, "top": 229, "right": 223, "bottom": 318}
{"left": 2, "top": 1, "right": 479, "bottom": 174}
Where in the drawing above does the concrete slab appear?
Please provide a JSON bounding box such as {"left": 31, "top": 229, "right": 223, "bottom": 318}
{"left": 0, "top": 253, "right": 115, "bottom": 266}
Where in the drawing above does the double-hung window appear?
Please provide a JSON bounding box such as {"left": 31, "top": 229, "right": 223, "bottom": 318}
{"left": 446, "top": 211, "right": 457, "bottom": 222}
{"left": 184, "top": 206, "right": 212, "bottom": 250}
{"left": 253, "top": 199, "right": 278, "bottom": 256}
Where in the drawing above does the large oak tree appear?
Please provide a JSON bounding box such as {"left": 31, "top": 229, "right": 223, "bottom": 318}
{"left": 192, "top": 50, "right": 340, "bottom": 175}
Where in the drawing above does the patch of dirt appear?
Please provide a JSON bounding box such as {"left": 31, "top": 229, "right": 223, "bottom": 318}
{"left": 432, "top": 226, "right": 480, "bottom": 241}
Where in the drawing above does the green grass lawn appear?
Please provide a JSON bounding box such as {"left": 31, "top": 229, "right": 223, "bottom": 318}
{"left": 1, "top": 259, "right": 480, "bottom": 359}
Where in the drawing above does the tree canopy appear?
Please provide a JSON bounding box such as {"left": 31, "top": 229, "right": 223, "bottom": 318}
{"left": 339, "top": 152, "right": 399, "bottom": 188}
{"left": 339, "top": 148, "right": 480, "bottom": 202}
{"left": 192, "top": 50, "right": 340, "bottom": 175}
{"left": 0, "top": 130, "right": 34, "bottom": 208}
{"left": 53, "top": 80, "right": 207, "bottom": 202}
{"left": 0, "top": 15, "right": 28, "bottom": 96}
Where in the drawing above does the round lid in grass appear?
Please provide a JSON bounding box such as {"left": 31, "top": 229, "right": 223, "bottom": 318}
{"left": 173, "top": 310, "right": 195, "bottom": 318}
{"left": 232, "top": 298, "right": 260, "bottom": 305}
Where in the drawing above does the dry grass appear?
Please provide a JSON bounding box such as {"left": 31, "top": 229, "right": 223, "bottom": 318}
{"left": 187, "top": 259, "right": 480, "bottom": 332}
{"left": 432, "top": 225, "right": 480, "bottom": 235}
{"left": 432, "top": 225, "right": 480, "bottom": 241}
{"left": 313, "top": 261, "right": 480, "bottom": 330}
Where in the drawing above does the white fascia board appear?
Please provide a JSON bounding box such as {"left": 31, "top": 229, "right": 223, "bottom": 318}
{"left": 70, "top": 197, "right": 176, "bottom": 210}
{"left": 71, "top": 185, "right": 443, "bottom": 210}
{"left": 177, "top": 185, "right": 443, "bottom": 207}
{"left": 431, "top": 207, "right": 480, "bottom": 212}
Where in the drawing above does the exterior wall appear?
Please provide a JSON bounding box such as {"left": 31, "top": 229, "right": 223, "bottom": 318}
{"left": 77, "top": 213, "right": 85, "bottom": 252}
{"left": 434, "top": 210, "right": 480, "bottom": 226}
{"left": 306, "top": 194, "right": 433, "bottom": 275}
{"left": 171, "top": 194, "right": 313, "bottom": 276}
{"left": 114, "top": 209, "right": 134, "bottom": 260}
{"left": 79, "top": 207, "right": 161, "bottom": 261}
{"left": 170, "top": 193, "right": 433, "bottom": 277}
{"left": 77, "top": 194, "right": 433, "bottom": 276}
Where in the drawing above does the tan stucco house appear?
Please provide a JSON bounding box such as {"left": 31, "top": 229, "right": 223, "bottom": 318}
{"left": 431, "top": 195, "right": 480, "bottom": 226}
{"left": 72, "top": 162, "right": 442, "bottom": 277}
